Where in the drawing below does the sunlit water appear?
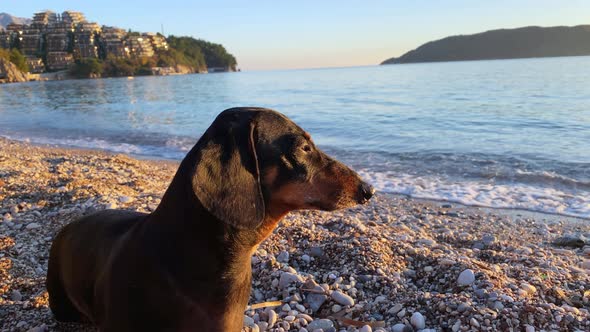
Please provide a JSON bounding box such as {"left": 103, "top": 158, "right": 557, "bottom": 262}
{"left": 1, "top": 56, "right": 589, "bottom": 218}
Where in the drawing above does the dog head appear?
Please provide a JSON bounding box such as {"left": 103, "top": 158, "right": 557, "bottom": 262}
{"left": 192, "top": 107, "right": 374, "bottom": 230}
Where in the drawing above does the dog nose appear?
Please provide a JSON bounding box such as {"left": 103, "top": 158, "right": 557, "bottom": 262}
{"left": 359, "top": 182, "right": 375, "bottom": 203}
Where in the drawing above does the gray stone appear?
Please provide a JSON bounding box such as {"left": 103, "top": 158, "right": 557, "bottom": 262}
{"left": 26, "top": 325, "right": 47, "bottom": 332}
{"left": 279, "top": 272, "right": 303, "bottom": 289}
{"left": 482, "top": 234, "right": 497, "bottom": 246}
{"left": 331, "top": 290, "right": 354, "bottom": 306}
{"left": 310, "top": 246, "right": 324, "bottom": 257}
{"left": 305, "top": 292, "right": 327, "bottom": 313}
{"left": 457, "top": 303, "right": 471, "bottom": 313}
{"left": 26, "top": 222, "right": 41, "bottom": 230}
{"left": 552, "top": 234, "right": 587, "bottom": 248}
{"left": 11, "top": 290, "right": 23, "bottom": 301}
{"left": 307, "top": 319, "right": 334, "bottom": 331}
{"left": 244, "top": 315, "right": 255, "bottom": 327}
{"left": 277, "top": 251, "right": 290, "bottom": 262}
{"left": 457, "top": 269, "right": 475, "bottom": 286}
{"left": 391, "top": 323, "right": 407, "bottom": 332}
{"left": 410, "top": 311, "right": 426, "bottom": 329}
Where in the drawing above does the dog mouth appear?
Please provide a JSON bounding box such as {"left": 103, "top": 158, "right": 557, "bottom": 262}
{"left": 311, "top": 185, "right": 374, "bottom": 211}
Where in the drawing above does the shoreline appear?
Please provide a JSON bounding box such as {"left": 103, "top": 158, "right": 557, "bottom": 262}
{"left": 3, "top": 135, "right": 588, "bottom": 224}
{"left": 0, "top": 137, "right": 589, "bottom": 331}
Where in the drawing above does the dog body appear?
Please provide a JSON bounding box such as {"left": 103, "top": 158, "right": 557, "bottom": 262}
{"left": 47, "top": 108, "right": 374, "bottom": 331}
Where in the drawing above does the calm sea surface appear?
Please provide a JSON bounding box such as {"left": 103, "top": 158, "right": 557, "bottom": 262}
{"left": 1, "top": 56, "right": 589, "bottom": 218}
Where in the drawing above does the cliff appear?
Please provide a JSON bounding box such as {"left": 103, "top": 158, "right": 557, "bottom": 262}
{"left": 0, "top": 57, "right": 27, "bottom": 83}
{"left": 382, "top": 25, "right": 590, "bottom": 65}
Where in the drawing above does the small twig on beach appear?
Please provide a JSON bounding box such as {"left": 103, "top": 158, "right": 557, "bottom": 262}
{"left": 247, "top": 300, "right": 282, "bottom": 310}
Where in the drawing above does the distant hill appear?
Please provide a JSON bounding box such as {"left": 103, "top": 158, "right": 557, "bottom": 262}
{"left": 0, "top": 13, "right": 31, "bottom": 30}
{"left": 381, "top": 25, "right": 590, "bottom": 65}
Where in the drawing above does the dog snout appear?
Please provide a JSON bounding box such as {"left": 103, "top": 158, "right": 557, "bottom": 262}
{"left": 358, "top": 182, "right": 375, "bottom": 204}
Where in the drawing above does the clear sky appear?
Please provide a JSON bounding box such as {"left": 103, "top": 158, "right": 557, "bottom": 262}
{"left": 3, "top": 1, "right": 589, "bottom": 70}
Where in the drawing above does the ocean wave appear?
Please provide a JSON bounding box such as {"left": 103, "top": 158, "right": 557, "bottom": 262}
{"left": 359, "top": 170, "right": 590, "bottom": 219}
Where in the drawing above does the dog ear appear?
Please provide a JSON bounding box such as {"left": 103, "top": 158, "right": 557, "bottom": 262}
{"left": 192, "top": 112, "right": 265, "bottom": 229}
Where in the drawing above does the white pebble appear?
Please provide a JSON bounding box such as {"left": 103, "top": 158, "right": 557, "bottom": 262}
{"left": 359, "top": 325, "right": 372, "bottom": 332}
{"left": 410, "top": 312, "right": 425, "bottom": 329}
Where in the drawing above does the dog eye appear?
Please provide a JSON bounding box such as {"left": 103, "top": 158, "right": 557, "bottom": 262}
{"left": 301, "top": 145, "right": 312, "bottom": 153}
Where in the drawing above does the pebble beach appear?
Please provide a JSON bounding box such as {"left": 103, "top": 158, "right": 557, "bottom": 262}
{"left": 0, "top": 137, "right": 589, "bottom": 332}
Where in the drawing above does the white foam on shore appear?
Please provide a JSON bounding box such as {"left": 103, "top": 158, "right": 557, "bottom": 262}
{"left": 360, "top": 170, "right": 590, "bottom": 220}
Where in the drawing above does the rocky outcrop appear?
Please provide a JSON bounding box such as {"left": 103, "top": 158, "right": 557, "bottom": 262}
{"left": 0, "top": 58, "right": 28, "bottom": 83}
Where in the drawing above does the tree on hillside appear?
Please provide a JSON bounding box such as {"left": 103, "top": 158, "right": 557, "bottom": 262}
{"left": 8, "top": 48, "right": 28, "bottom": 72}
{"left": 70, "top": 58, "right": 103, "bottom": 78}
{"left": 166, "top": 36, "right": 237, "bottom": 71}
{"left": 165, "top": 36, "right": 207, "bottom": 71}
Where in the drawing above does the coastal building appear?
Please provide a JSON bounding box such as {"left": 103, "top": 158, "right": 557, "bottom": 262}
{"left": 46, "top": 22, "right": 70, "bottom": 53}
{"left": 31, "top": 11, "right": 57, "bottom": 32}
{"left": 25, "top": 56, "right": 45, "bottom": 73}
{"left": 20, "top": 28, "right": 42, "bottom": 56}
{"left": 99, "top": 26, "right": 128, "bottom": 58}
{"left": 71, "top": 22, "right": 100, "bottom": 59}
{"left": 76, "top": 22, "right": 101, "bottom": 34}
{"left": 46, "top": 51, "right": 74, "bottom": 71}
{"left": 144, "top": 33, "right": 168, "bottom": 51}
{"left": 0, "top": 31, "right": 11, "bottom": 49}
{"left": 61, "top": 11, "right": 86, "bottom": 27}
{"left": 126, "top": 35, "right": 154, "bottom": 58}
{"left": 6, "top": 23, "right": 25, "bottom": 35}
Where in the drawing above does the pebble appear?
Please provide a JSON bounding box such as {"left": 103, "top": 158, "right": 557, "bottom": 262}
{"left": 520, "top": 282, "right": 537, "bottom": 295}
{"left": 391, "top": 323, "right": 407, "bottom": 332}
{"left": 525, "top": 325, "right": 535, "bottom": 332}
{"left": 118, "top": 195, "right": 133, "bottom": 203}
{"left": 11, "top": 290, "right": 23, "bottom": 301}
{"left": 279, "top": 272, "right": 303, "bottom": 289}
{"left": 26, "top": 325, "right": 47, "bottom": 332}
{"left": 331, "top": 290, "right": 354, "bottom": 306}
{"left": 26, "top": 222, "right": 41, "bottom": 230}
{"left": 309, "top": 246, "right": 324, "bottom": 257}
{"left": 457, "top": 303, "right": 470, "bottom": 313}
{"left": 305, "top": 291, "right": 328, "bottom": 313}
{"left": 301, "top": 254, "right": 311, "bottom": 263}
{"left": 359, "top": 325, "right": 372, "bottom": 332}
{"left": 267, "top": 309, "right": 277, "bottom": 327}
{"left": 306, "top": 319, "right": 334, "bottom": 331}
{"left": 277, "top": 251, "right": 290, "bottom": 262}
{"left": 410, "top": 311, "right": 426, "bottom": 329}
{"left": 482, "top": 234, "right": 496, "bottom": 246}
{"left": 244, "top": 315, "right": 255, "bottom": 326}
{"left": 457, "top": 269, "right": 475, "bottom": 286}
{"left": 389, "top": 303, "right": 403, "bottom": 314}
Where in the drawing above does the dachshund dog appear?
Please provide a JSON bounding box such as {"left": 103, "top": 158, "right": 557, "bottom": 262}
{"left": 46, "top": 107, "right": 374, "bottom": 332}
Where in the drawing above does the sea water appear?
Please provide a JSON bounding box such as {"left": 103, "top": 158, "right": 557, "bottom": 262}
{"left": 1, "top": 56, "right": 589, "bottom": 218}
